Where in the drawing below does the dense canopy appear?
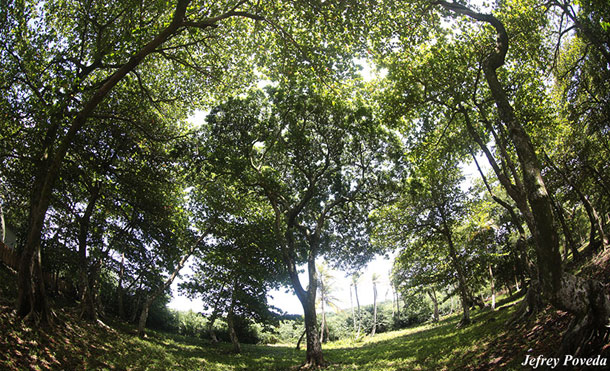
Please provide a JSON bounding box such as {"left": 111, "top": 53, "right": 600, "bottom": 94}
{"left": 1, "top": 0, "right": 609, "bottom": 368}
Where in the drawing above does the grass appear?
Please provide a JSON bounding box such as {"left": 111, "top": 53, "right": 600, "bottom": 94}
{"left": 4, "top": 250, "right": 609, "bottom": 370}
{"left": 1, "top": 294, "right": 537, "bottom": 370}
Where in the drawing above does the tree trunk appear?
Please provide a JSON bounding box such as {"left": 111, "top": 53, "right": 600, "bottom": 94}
{"left": 296, "top": 329, "right": 306, "bottom": 350}
{"left": 117, "top": 253, "right": 125, "bottom": 319}
{"left": 396, "top": 290, "right": 401, "bottom": 315}
{"left": 319, "top": 280, "right": 326, "bottom": 343}
{"left": 390, "top": 283, "right": 396, "bottom": 319}
{"left": 131, "top": 286, "right": 142, "bottom": 324}
{"left": 0, "top": 200, "right": 5, "bottom": 244}
{"left": 548, "top": 190, "right": 579, "bottom": 260}
{"left": 282, "top": 236, "right": 326, "bottom": 367}
{"left": 443, "top": 222, "right": 470, "bottom": 325}
{"left": 350, "top": 284, "right": 356, "bottom": 336}
{"left": 438, "top": 1, "right": 610, "bottom": 352}
{"left": 137, "top": 297, "right": 152, "bottom": 337}
{"left": 78, "top": 184, "right": 101, "bottom": 321}
{"left": 303, "top": 294, "right": 324, "bottom": 367}
{"left": 16, "top": 0, "right": 192, "bottom": 324}
{"left": 544, "top": 151, "right": 607, "bottom": 252}
{"left": 227, "top": 289, "right": 241, "bottom": 354}
{"left": 429, "top": 288, "right": 440, "bottom": 322}
{"left": 17, "top": 194, "right": 52, "bottom": 325}
{"left": 138, "top": 237, "right": 201, "bottom": 337}
{"left": 371, "top": 280, "right": 378, "bottom": 336}
{"left": 354, "top": 281, "right": 361, "bottom": 338}
{"left": 207, "top": 301, "right": 221, "bottom": 343}
{"left": 488, "top": 264, "right": 496, "bottom": 310}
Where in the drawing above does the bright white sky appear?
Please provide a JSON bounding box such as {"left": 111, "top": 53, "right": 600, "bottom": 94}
{"left": 169, "top": 255, "right": 396, "bottom": 315}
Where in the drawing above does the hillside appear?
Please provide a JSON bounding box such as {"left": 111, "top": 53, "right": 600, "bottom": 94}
{"left": 1, "top": 248, "right": 609, "bottom": 370}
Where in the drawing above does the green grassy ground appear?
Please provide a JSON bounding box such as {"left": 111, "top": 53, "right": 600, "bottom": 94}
{"left": 2, "top": 295, "right": 534, "bottom": 370}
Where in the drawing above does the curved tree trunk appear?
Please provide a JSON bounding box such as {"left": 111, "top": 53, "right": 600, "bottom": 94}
{"left": 296, "top": 329, "right": 306, "bottom": 350}
{"left": 16, "top": 0, "right": 194, "bottom": 324}
{"left": 437, "top": 0, "right": 610, "bottom": 352}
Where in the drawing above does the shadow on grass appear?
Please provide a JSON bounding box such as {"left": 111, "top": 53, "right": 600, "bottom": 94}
{"left": 322, "top": 304, "right": 520, "bottom": 371}
{"left": 139, "top": 331, "right": 305, "bottom": 370}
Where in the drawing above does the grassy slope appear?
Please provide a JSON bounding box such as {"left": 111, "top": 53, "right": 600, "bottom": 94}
{"left": 1, "top": 249, "right": 608, "bottom": 370}
{"left": 1, "top": 295, "right": 534, "bottom": 371}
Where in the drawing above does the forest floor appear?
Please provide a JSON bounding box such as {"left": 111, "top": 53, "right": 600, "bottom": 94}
{"left": 1, "top": 248, "right": 609, "bottom": 370}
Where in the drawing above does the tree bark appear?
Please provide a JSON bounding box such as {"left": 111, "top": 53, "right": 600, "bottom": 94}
{"left": 429, "top": 288, "right": 440, "bottom": 322}
{"left": 544, "top": 151, "right": 608, "bottom": 252}
{"left": 371, "top": 279, "right": 378, "bottom": 336}
{"left": 488, "top": 264, "right": 496, "bottom": 310}
{"left": 437, "top": 1, "right": 610, "bottom": 351}
{"left": 319, "top": 279, "right": 326, "bottom": 343}
{"left": 78, "top": 183, "right": 101, "bottom": 321}
{"left": 296, "top": 329, "right": 306, "bottom": 350}
{"left": 207, "top": 291, "right": 224, "bottom": 343}
{"left": 227, "top": 285, "right": 241, "bottom": 354}
{"left": 354, "top": 280, "right": 362, "bottom": 338}
{"left": 443, "top": 221, "right": 470, "bottom": 325}
{"left": 350, "top": 284, "right": 357, "bottom": 336}
{"left": 282, "top": 225, "right": 326, "bottom": 367}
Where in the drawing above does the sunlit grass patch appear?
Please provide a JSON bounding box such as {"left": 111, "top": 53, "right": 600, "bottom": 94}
{"left": 2, "top": 294, "right": 527, "bottom": 370}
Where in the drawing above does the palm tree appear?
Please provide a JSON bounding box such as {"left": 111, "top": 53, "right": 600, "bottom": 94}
{"left": 370, "top": 273, "right": 380, "bottom": 336}
{"left": 351, "top": 273, "right": 362, "bottom": 339}
{"left": 317, "top": 263, "right": 339, "bottom": 343}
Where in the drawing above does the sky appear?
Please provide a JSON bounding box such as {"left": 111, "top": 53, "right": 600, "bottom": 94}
{"left": 169, "top": 254, "right": 396, "bottom": 315}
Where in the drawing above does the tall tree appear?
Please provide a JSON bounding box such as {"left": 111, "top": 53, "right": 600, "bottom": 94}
{"left": 316, "top": 262, "right": 338, "bottom": 343}
{"left": 0, "top": 0, "right": 270, "bottom": 324}
{"left": 351, "top": 273, "right": 362, "bottom": 339}
{"left": 202, "top": 86, "right": 396, "bottom": 367}
{"left": 370, "top": 272, "right": 380, "bottom": 336}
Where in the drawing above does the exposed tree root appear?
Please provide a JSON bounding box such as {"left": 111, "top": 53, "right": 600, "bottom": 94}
{"left": 559, "top": 314, "right": 610, "bottom": 356}
{"left": 457, "top": 316, "right": 472, "bottom": 328}
{"left": 299, "top": 359, "right": 329, "bottom": 370}
{"left": 507, "top": 281, "right": 544, "bottom": 326}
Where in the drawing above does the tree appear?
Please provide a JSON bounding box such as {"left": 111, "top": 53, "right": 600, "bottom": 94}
{"left": 430, "top": 0, "right": 610, "bottom": 350}
{"left": 377, "top": 153, "right": 473, "bottom": 325}
{"left": 351, "top": 273, "right": 362, "bottom": 339}
{"left": 1, "top": 0, "right": 270, "bottom": 325}
{"left": 370, "top": 272, "right": 380, "bottom": 336}
{"left": 316, "top": 262, "right": 338, "bottom": 343}
{"left": 202, "top": 86, "right": 396, "bottom": 367}
{"left": 179, "top": 199, "right": 285, "bottom": 352}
